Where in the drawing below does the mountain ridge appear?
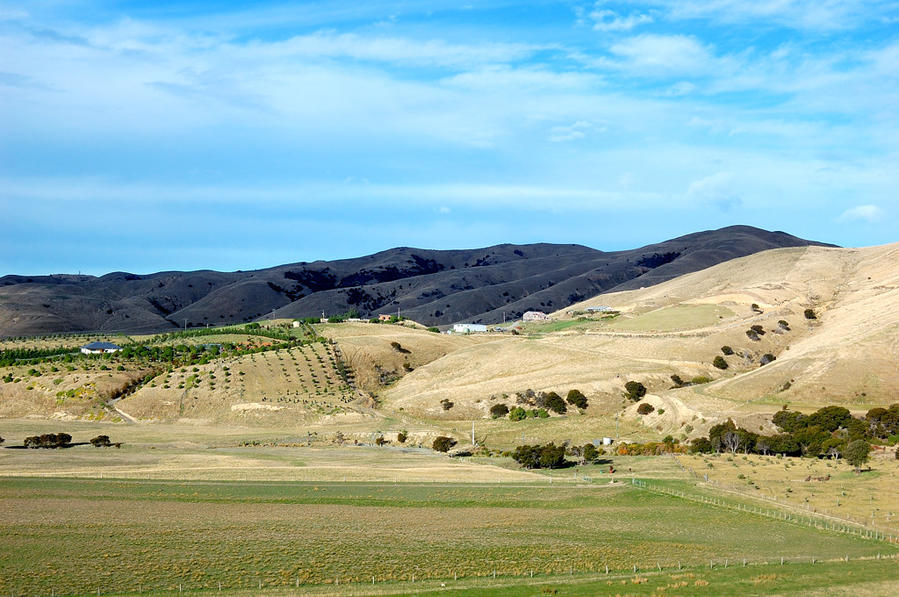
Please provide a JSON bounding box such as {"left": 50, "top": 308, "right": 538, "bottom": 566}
{"left": 0, "top": 226, "right": 834, "bottom": 337}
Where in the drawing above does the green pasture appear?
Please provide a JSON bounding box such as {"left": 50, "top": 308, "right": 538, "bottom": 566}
{"left": 1, "top": 477, "right": 895, "bottom": 596}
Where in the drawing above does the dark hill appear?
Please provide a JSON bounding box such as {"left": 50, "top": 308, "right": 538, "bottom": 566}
{"left": 0, "top": 226, "right": 834, "bottom": 336}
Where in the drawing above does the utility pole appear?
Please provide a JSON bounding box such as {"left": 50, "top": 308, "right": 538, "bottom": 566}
{"left": 471, "top": 421, "right": 475, "bottom": 445}
{"left": 183, "top": 319, "right": 187, "bottom": 331}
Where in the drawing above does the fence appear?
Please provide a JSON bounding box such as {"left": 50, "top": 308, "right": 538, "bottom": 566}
{"left": 630, "top": 478, "right": 898, "bottom": 544}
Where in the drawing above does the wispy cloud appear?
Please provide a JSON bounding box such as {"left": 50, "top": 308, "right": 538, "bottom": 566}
{"left": 838, "top": 204, "right": 886, "bottom": 223}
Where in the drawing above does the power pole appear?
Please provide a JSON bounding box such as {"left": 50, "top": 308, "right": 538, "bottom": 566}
{"left": 471, "top": 421, "right": 475, "bottom": 445}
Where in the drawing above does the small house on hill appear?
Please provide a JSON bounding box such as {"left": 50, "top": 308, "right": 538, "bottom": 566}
{"left": 80, "top": 342, "right": 122, "bottom": 355}
{"left": 378, "top": 314, "right": 393, "bottom": 322}
{"left": 522, "top": 311, "right": 549, "bottom": 322}
{"left": 586, "top": 306, "right": 613, "bottom": 313}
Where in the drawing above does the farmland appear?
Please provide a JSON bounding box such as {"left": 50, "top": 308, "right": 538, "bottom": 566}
{"left": 1, "top": 475, "right": 896, "bottom": 597}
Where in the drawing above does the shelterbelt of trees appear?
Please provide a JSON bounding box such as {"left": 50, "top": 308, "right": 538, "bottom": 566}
{"left": 688, "top": 404, "right": 899, "bottom": 460}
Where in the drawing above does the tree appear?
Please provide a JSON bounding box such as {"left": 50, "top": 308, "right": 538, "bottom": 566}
{"left": 432, "top": 436, "right": 457, "bottom": 453}
{"left": 722, "top": 431, "right": 742, "bottom": 454}
{"left": 807, "top": 406, "right": 852, "bottom": 433}
{"left": 566, "top": 389, "right": 588, "bottom": 409}
{"left": 582, "top": 443, "right": 599, "bottom": 462}
{"left": 397, "top": 430, "right": 408, "bottom": 443}
{"left": 713, "top": 356, "right": 728, "bottom": 370}
{"left": 670, "top": 374, "right": 684, "bottom": 387}
{"left": 624, "top": 381, "right": 646, "bottom": 401}
{"left": 90, "top": 435, "right": 112, "bottom": 447}
{"left": 845, "top": 439, "right": 870, "bottom": 473}
{"left": 512, "top": 443, "right": 567, "bottom": 469}
{"left": 440, "top": 399, "right": 454, "bottom": 411}
{"left": 804, "top": 308, "right": 817, "bottom": 320}
{"left": 721, "top": 345, "right": 734, "bottom": 355}
{"left": 490, "top": 403, "right": 509, "bottom": 418}
{"left": 544, "top": 392, "right": 567, "bottom": 414}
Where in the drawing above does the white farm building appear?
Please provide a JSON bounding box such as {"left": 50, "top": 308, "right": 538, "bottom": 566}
{"left": 80, "top": 342, "right": 122, "bottom": 355}
{"left": 450, "top": 323, "right": 487, "bottom": 334}
{"left": 522, "top": 311, "right": 549, "bottom": 322}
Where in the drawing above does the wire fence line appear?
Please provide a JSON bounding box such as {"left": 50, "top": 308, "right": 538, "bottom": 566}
{"left": 5, "top": 551, "right": 898, "bottom": 597}
{"left": 630, "top": 478, "right": 898, "bottom": 545}
{"left": 669, "top": 454, "right": 899, "bottom": 538}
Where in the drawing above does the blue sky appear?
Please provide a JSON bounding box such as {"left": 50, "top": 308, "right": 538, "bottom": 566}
{"left": 1, "top": 1, "right": 898, "bottom": 275}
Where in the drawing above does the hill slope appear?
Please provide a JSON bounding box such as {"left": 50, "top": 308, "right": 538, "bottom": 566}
{"left": 0, "top": 226, "right": 829, "bottom": 337}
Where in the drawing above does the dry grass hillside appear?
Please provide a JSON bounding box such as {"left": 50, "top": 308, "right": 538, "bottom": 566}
{"left": 379, "top": 244, "right": 899, "bottom": 439}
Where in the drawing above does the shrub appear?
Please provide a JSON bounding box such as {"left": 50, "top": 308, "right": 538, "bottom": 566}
{"left": 804, "top": 308, "right": 817, "bottom": 320}
{"left": 624, "top": 381, "right": 646, "bottom": 401}
{"left": 511, "top": 443, "right": 567, "bottom": 469}
{"left": 440, "top": 398, "right": 454, "bottom": 411}
{"left": 432, "top": 436, "right": 457, "bottom": 453}
{"left": 583, "top": 443, "right": 599, "bottom": 462}
{"left": 396, "top": 430, "right": 408, "bottom": 443}
{"left": 536, "top": 408, "right": 549, "bottom": 418}
{"left": 90, "top": 435, "right": 112, "bottom": 447}
{"left": 566, "top": 389, "right": 588, "bottom": 409}
{"left": 637, "top": 403, "right": 655, "bottom": 415}
{"left": 713, "top": 356, "right": 729, "bottom": 370}
{"left": 670, "top": 374, "right": 684, "bottom": 387}
{"left": 490, "top": 403, "right": 510, "bottom": 418}
{"left": 751, "top": 303, "right": 762, "bottom": 313}
{"left": 374, "top": 435, "right": 387, "bottom": 446}
{"left": 509, "top": 407, "right": 528, "bottom": 421}
{"left": 778, "top": 320, "right": 791, "bottom": 330}
{"left": 721, "top": 345, "right": 734, "bottom": 355}
{"left": 691, "top": 376, "right": 712, "bottom": 385}
{"left": 746, "top": 329, "right": 760, "bottom": 341}
{"left": 759, "top": 353, "right": 776, "bottom": 366}
{"left": 750, "top": 325, "right": 766, "bottom": 335}
{"left": 544, "top": 392, "right": 567, "bottom": 414}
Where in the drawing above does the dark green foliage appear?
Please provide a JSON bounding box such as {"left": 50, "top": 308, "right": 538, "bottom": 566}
{"left": 427, "top": 327, "right": 440, "bottom": 333}
{"left": 804, "top": 308, "right": 817, "bottom": 319}
{"left": 511, "top": 443, "right": 567, "bottom": 469}
{"left": 750, "top": 324, "right": 765, "bottom": 335}
{"left": 778, "top": 320, "right": 791, "bottom": 330}
{"left": 745, "top": 329, "right": 760, "bottom": 341}
{"left": 691, "top": 376, "right": 712, "bottom": 384}
{"left": 432, "top": 436, "right": 457, "bottom": 453}
{"left": 864, "top": 404, "right": 899, "bottom": 438}
{"left": 566, "top": 389, "right": 588, "bottom": 409}
{"left": 773, "top": 409, "right": 808, "bottom": 433}
{"left": 374, "top": 435, "right": 387, "bottom": 446}
{"left": 23, "top": 432, "right": 71, "bottom": 449}
{"left": 670, "top": 374, "right": 684, "bottom": 387}
{"left": 807, "top": 406, "right": 852, "bottom": 432}
{"left": 759, "top": 353, "right": 776, "bottom": 365}
{"left": 490, "top": 403, "right": 510, "bottom": 418}
{"left": 390, "top": 341, "right": 410, "bottom": 354}
{"left": 845, "top": 440, "right": 870, "bottom": 472}
{"left": 689, "top": 437, "right": 713, "bottom": 453}
{"left": 582, "top": 443, "right": 599, "bottom": 462}
{"left": 713, "top": 355, "right": 728, "bottom": 370}
{"left": 624, "top": 381, "right": 646, "bottom": 401}
{"left": 396, "top": 430, "right": 408, "bottom": 444}
{"left": 440, "top": 398, "right": 454, "bottom": 411}
{"left": 636, "top": 402, "right": 654, "bottom": 415}
{"left": 90, "top": 435, "right": 112, "bottom": 447}
{"left": 543, "top": 391, "right": 567, "bottom": 414}
{"left": 720, "top": 345, "right": 734, "bottom": 355}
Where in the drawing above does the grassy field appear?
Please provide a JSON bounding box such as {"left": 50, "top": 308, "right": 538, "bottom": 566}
{"left": 1, "top": 477, "right": 896, "bottom": 597}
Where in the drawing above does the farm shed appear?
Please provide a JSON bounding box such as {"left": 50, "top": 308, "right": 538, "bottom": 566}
{"left": 80, "top": 342, "right": 122, "bottom": 354}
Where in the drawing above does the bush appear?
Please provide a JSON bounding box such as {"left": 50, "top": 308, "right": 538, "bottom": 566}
{"left": 778, "top": 320, "right": 791, "bottom": 330}
{"left": 511, "top": 443, "right": 567, "bottom": 469}
{"left": 374, "top": 435, "right": 388, "bottom": 446}
{"left": 624, "top": 381, "right": 646, "bottom": 401}
{"left": 804, "top": 308, "right": 817, "bottom": 320}
{"left": 750, "top": 325, "right": 766, "bottom": 335}
{"left": 508, "top": 407, "right": 527, "bottom": 421}
{"left": 536, "top": 408, "right": 549, "bottom": 418}
{"left": 751, "top": 303, "right": 762, "bottom": 313}
{"left": 583, "top": 443, "right": 599, "bottom": 462}
{"left": 670, "top": 374, "right": 684, "bottom": 387}
{"left": 845, "top": 439, "right": 870, "bottom": 472}
{"left": 759, "top": 353, "right": 776, "bottom": 366}
{"left": 90, "top": 435, "right": 112, "bottom": 447}
{"left": 396, "top": 430, "right": 408, "bottom": 443}
{"left": 713, "top": 356, "right": 729, "bottom": 370}
{"left": 544, "top": 392, "right": 567, "bottom": 414}
{"left": 637, "top": 403, "right": 655, "bottom": 415}
{"left": 440, "top": 399, "right": 454, "bottom": 411}
{"left": 566, "top": 389, "right": 588, "bottom": 409}
{"left": 691, "top": 376, "right": 712, "bottom": 385}
{"left": 490, "top": 403, "right": 510, "bottom": 418}
{"left": 746, "top": 329, "right": 760, "bottom": 341}
{"left": 721, "top": 345, "right": 734, "bottom": 355}
{"left": 432, "top": 436, "right": 457, "bottom": 453}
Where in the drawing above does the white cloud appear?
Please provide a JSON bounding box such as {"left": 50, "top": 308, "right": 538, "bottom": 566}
{"left": 687, "top": 172, "right": 742, "bottom": 211}
{"left": 547, "top": 120, "right": 604, "bottom": 142}
{"left": 605, "top": 34, "right": 724, "bottom": 76}
{"left": 837, "top": 204, "right": 886, "bottom": 223}
{"left": 590, "top": 8, "right": 653, "bottom": 31}
{"left": 661, "top": 0, "right": 898, "bottom": 31}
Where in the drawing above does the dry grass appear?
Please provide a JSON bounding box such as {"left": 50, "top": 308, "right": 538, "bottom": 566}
{"left": 679, "top": 452, "right": 899, "bottom": 533}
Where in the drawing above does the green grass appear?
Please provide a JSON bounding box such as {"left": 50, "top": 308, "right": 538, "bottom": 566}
{"left": 608, "top": 304, "right": 734, "bottom": 332}
{"left": 1, "top": 478, "right": 894, "bottom": 596}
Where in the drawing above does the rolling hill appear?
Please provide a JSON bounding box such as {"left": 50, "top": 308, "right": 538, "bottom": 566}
{"left": 0, "top": 226, "right": 830, "bottom": 337}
